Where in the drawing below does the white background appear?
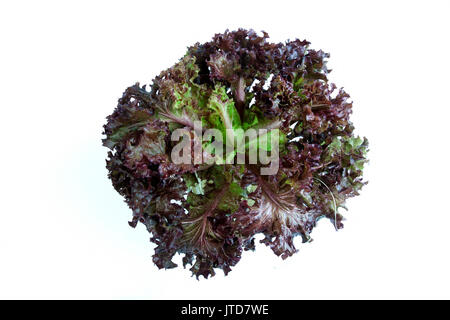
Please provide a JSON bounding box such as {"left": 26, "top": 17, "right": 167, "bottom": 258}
{"left": 1, "top": 0, "right": 449, "bottom": 299}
